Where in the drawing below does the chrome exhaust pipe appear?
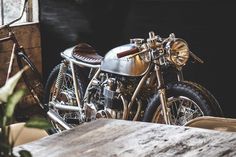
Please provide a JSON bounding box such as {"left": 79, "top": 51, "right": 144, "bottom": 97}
{"left": 49, "top": 101, "right": 81, "bottom": 111}
{"left": 47, "top": 110, "right": 71, "bottom": 130}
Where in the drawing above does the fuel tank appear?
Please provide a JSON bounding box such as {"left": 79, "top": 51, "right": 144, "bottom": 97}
{"left": 101, "top": 44, "right": 150, "bottom": 77}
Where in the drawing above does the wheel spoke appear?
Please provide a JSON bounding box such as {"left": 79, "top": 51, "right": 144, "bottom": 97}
{"left": 158, "top": 96, "right": 204, "bottom": 125}
{"left": 175, "top": 99, "right": 183, "bottom": 123}
{"left": 173, "top": 100, "right": 180, "bottom": 124}
{"left": 185, "top": 108, "right": 202, "bottom": 122}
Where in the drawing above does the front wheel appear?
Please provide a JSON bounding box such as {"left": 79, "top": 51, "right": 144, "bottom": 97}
{"left": 143, "top": 82, "right": 222, "bottom": 125}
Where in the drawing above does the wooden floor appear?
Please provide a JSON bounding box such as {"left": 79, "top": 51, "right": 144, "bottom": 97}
{"left": 14, "top": 119, "right": 236, "bottom": 157}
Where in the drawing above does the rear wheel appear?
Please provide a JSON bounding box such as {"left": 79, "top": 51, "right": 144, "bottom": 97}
{"left": 44, "top": 64, "right": 84, "bottom": 133}
{"left": 143, "top": 82, "right": 222, "bottom": 125}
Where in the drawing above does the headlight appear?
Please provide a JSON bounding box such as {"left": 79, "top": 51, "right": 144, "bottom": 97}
{"left": 167, "top": 39, "right": 190, "bottom": 67}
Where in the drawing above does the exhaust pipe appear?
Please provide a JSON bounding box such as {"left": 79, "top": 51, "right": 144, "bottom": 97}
{"left": 47, "top": 110, "right": 71, "bottom": 130}
{"left": 49, "top": 101, "right": 81, "bottom": 111}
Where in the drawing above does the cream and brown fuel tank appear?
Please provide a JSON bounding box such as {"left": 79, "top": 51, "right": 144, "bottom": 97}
{"left": 100, "top": 44, "right": 150, "bottom": 77}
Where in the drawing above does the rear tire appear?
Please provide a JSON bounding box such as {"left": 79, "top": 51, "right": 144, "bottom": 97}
{"left": 44, "top": 63, "right": 84, "bottom": 133}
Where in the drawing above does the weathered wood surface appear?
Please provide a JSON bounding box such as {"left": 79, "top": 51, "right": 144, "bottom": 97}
{"left": 15, "top": 119, "right": 236, "bottom": 157}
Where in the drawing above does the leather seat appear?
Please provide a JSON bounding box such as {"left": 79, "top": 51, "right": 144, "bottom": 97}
{"left": 8, "top": 122, "right": 49, "bottom": 146}
{"left": 72, "top": 43, "right": 103, "bottom": 64}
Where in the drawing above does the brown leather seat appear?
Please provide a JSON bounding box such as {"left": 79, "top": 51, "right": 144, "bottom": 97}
{"left": 72, "top": 43, "right": 103, "bottom": 64}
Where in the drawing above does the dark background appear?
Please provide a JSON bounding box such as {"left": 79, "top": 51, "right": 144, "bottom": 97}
{"left": 39, "top": 0, "right": 236, "bottom": 118}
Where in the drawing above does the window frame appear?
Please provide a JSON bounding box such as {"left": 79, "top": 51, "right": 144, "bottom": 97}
{"left": 0, "top": 0, "right": 39, "bottom": 26}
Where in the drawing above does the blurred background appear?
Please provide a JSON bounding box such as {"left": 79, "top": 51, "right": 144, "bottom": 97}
{"left": 39, "top": 0, "right": 235, "bottom": 118}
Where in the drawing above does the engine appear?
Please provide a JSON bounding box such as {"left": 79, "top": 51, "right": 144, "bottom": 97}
{"left": 87, "top": 72, "right": 141, "bottom": 120}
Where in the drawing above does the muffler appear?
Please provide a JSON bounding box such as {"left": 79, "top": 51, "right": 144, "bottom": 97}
{"left": 47, "top": 110, "right": 71, "bottom": 130}
{"left": 49, "top": 101, "right": 81, "bottom": 111}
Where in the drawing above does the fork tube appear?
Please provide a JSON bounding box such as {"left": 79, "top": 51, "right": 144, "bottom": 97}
{"left": 70, "top": 61, "right": 82, "bottom": 109}
{"left": 6, "top": 43, "right": 16, "bottom": 82}
{"left": 155, "top": 65, "right": 171, "bottom": 125}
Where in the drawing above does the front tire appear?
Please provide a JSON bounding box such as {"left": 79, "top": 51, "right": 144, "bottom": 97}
{"left": 184, "top": 81, "right": 223, "bottom": 117}
{"left": 143, "top": 82, "right": 222, "bottom": 125}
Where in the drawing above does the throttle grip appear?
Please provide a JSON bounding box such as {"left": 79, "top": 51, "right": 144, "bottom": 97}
{"left": 117, "top": 47, "right": 139, "bottom": 58}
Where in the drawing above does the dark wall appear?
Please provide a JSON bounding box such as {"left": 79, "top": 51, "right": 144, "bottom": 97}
{"left": 39, "top": 0, "right": 236, "bottom": 118}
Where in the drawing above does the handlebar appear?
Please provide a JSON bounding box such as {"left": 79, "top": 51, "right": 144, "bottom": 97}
{"left": 117, "top": 47, "right": 139, "bottom": 58}
{"left": 116, "top": 32, "right": 176, "bottom": 59}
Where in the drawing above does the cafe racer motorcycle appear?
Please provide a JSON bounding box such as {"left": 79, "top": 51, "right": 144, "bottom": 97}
{"left": 44, "top": 31, "right": 223, "bottom": 132}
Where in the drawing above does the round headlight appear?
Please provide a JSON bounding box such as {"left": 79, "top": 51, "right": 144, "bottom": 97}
{"left": 167, "top": 39, "right": 190, "bottom": 67}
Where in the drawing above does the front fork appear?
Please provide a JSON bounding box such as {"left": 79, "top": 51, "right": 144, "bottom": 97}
{"left": 155, "top": 65, "right": 171, "bottom": 125}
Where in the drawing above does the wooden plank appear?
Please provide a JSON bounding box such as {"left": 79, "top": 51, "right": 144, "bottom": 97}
{"left": 14, "top": 119, "right": 236, "bottom": 157}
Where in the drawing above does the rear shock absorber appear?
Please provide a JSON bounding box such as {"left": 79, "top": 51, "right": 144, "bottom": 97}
{"left": 54, "top": 61, "right": 67, "bottom": 99}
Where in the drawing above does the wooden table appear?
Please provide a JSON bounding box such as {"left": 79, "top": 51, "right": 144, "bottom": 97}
{"left": 14, "top": 119, "right": 236, "bottom": 157}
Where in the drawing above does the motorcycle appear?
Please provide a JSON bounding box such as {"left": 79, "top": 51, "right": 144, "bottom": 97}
{"left": 44, "top": 31, "right": 223, "bottom": 132}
